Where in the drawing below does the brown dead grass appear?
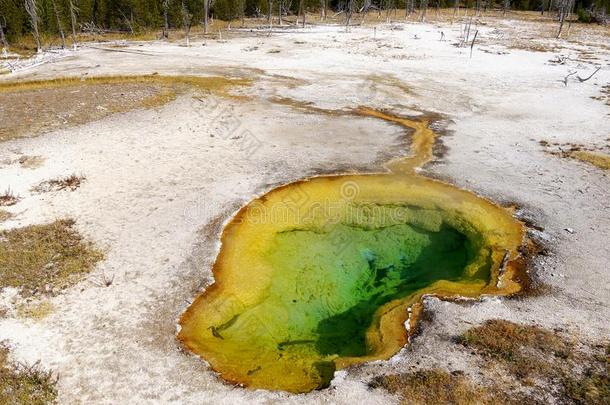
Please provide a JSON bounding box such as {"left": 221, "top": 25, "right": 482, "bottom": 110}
{"left": 32, "top": 174, "right": 85, "bottom": 193}
{"left": 0, "top": 75, "right": 248, "bottom": 142}
{"left": 0, "top": 209, "right": 12, "bottom": 222}
{"left": 0, "top": 219, "right": 103, "bottom": 296}
{"left": 372, "top": 321, "right": 608, "bottom": 404}
{"left": 459, "top": 320, "right": 609, "bottom": 404}
{"left": 569, "top": 151, "right": 610, "bottom": 170}
{"left": 459, "top": 319, "right": 572, "bottom": 378}
{"left": 0, "top": 343, "right": 57, "bottom": 404}
{"left": 16, "top": 155, "right": 45, "bottom": 169}
{"left": 370, "top": 369, "right": 505, "bottom": 405}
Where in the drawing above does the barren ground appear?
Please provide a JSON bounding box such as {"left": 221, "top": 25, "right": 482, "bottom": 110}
{"left": 0, "top": 12, "right": 609, "bottom": 404}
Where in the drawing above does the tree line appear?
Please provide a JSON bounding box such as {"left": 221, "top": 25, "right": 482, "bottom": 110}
{"left": 0, "top": 0, "right": 608, "bottom": 45}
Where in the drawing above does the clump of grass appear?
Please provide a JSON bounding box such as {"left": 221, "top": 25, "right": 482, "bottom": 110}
{"left": 0, "top": 219, "right": 103, "bottom": 296}
{"left": 0, "top": 343, "right": 57, "bottom": 405}
{"left": 370, "top": 369, "right": 503, "bottom": 405}
{"left": 0, "top": 188, "right": 20, "bottom": 206}
{"left": 33, "top": 174, "right": 85, "bottom": 193}
{"left": 0, "top": 209, "right": 12, "bottom": 222}
{"left": 459, "top": 320, "right": 609, "bottom": 404}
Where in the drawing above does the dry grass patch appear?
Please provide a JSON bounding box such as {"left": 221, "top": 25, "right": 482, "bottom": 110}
{"left": 459, "top": 320, "right": 609, "bottom": 404}
{"left": 539, "top": 139, "right": 610, "bottom": 171}
{"left": 32, "top": 174, "right": 85, "bottom": 193}
{"left": 0, "top": 188, "right": 20, "bottom": 207}
{"left": 16, "top": 155, "right": 45, "bottom": 169}
{"left": 570, "top": 151, "right": 610, "bottom": 170}
{"left": 0, "top": 75, "right": 248, "bottom": 142}
{"left": 0, "top": 219, "right": 103, "bottom": 296}
{"left": 0, "top": 343, "right": 57, "bottom": 405}
{"left": 370, "top": 369, "right": 504, "bottom": 405}
{"left": 459, "top": 319, "right": 572, "bottom": 378}
{"left": 16, "top": 301, "right": 54, "bottom": 320}
{"left": 0, "top": 210, "right": 12, "bottom": 222}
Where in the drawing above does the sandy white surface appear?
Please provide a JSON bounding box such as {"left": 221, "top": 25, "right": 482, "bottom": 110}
{"left": 0, "top": 17, "right": 609, "bottom": 404}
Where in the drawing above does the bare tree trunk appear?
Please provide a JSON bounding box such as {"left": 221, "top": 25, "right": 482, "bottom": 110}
{"left": 556, "top": 0, "right": 574, "bottom": 38}
{"left": 162, "top": 0, "right": 170, "bottom": 38}
{"left": 320, "top": 0, "right": 326, "bottom": 20}
{"left": 453, "top": 0, "right": 459, "bottom": 18}
{"left": 540, "top": 0, "right": 546, "bottom": 15}
{"left": 51, "top": 0, "right": 66, "bottom": 48}
{"left": 241, "top": 0, "right": 245, "bottom": 26}
{"left": 278, "top": 0, "right": 283, "bottom": 25}
{"left": 203, "top": 0, "right": 210, "bottom": 34}
{"left": 268, "top": 0, "right": 273, "bottom": 27}
{"left": 181, "top": 0, "right": 191, "bottom": 46}
{"left": 68, "top": 0, "right": 78, "bottom": 49}
{"left": 419, "top": 0, "right": 428, "bottom": 22}
{"left": 0, "top": 17, "right": 8, "bottom": 55}
{"left": 25, "top": 0, "right": 42, "bottom": 53}
{"left": 300, "top": 0, "right": 306, "bottom": 27}
{"left": 346, "top": 0, "right": 354, "bottom": 31}
{"left": 503, "top": 0, "right": 510, "bottom": 16}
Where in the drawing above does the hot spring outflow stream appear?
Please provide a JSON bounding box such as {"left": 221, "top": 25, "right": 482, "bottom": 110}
{"left": 178, "top": 108, "right": 526, "bottom": 393}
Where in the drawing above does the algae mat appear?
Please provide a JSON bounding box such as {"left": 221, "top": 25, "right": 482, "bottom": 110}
{"left": 178, "top": 108, "right": 526, "bottom": 393}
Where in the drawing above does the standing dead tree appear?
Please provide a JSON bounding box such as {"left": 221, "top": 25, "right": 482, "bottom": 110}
{"left": 24, "top": 0, "right": 42, "bottom": 53}
{"left": 503, "top": 0, "right": 510, "bottom": 16}
{"left": 268, "top": 0, "right": 273, "bottom": 28}
{"left": 181, "top": 0, "right": 191, "bottom": 46}
{"left": 320, "top": 0, "right": 327, "bottom": 20}
{"left": 556, "top": 0, "right": 575, "bottom": 38}
{"left": 405, "top": 0, "right": 415, "bottom": 17}
{"left": 0, "top": 16, "right": 8, "bottom": 56}
{"left": 68, "top": 0, "right": 79, "bottom": 49}
{"left": 346, "top": 0, "right": 355, "bottom": 31}
{"left": 162, "top": 0, "right": 170, "bottom": 38}
{"left": 51, "top": 0, "right": 66, "bottom": 48}
{"left": 419, "top": 0, "right": 428, "bottom": 22}
{"left": 299, "top": 0, "right": 306, "bottom": 27}
{"left": 203, "top": 0, "right": 211, "bottom": 34}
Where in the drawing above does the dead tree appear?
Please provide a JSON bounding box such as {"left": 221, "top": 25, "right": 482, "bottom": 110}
{"left": 162, "top": 0, "right": 170, "bottom": 38}
{"left": 320, "top": 0, "right": 326, "bottom": 20}
{"left": 0, "top": 16, "right": 8, "bottom": 55}
{"left": 556, "top": 0, "right": 574, "bottom": 38}
{"left": 203, "top": 0, "right": 211, "bottom": 34}
{"left": 453, "top": 0, "right": 459, "bottom": 18}
{"left": 299, "top": 0, "right": 306, "bottom": 27}
{"left": 268, "top": 0, "right": 273, "bottom": 27}
{"left": 346, "top": 0, "right": 355, "bottom": 31}
{"left": 50, "top": 0, "right": 66, "bottom": 48}
{"left": 25, "top": 0, "right": 42, "bottom": 53}
{"left": 406, "top": 0, "right": 415, "bottom": 17}
{"left": 68, "top": 0, "right": 79, "bottom": 48}
{"left": 503, "top": 0, "right": 510, "bottom": 16}
{"left": 181, "top": 0, "right": 191, "bottom": 46}
{"left": 419, "top": 0, "right": 428, "bottom": 22}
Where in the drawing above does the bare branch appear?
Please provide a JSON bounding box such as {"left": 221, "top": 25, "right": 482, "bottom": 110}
{"left": 576, "top": 67, "right": 601, "bottom": 83}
